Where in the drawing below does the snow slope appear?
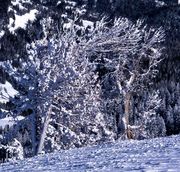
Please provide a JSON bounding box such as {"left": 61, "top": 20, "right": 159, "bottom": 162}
{"left": 0, "top": 81, "right": 19, "bottom": 103}
{"left": 0, "top": 116, "right": 24, "bottom": 129}
{"left": 1, "top": 135, "right": 180, "bottom": 172}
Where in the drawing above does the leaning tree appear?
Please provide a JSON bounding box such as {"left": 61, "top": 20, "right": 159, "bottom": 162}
{"left": 80, "top": 18, "right": 165, "bottom": 139}
{"left": 29, "top": 18, "right": 106, "bottom": 154}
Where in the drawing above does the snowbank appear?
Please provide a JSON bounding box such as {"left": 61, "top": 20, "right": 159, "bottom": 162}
{"left": 0, "top": 135, "right": 180, "bottom": 171}
{"left": 0, "top": 81, "right": 19, "bottom": 103}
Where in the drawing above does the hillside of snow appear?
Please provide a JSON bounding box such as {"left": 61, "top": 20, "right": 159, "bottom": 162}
{"left": 1, "top": 135, "right": 180, "bottom": 172}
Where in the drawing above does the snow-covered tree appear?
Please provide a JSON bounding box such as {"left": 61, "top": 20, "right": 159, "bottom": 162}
{"left": 80, "top": 18, "right": 165, "bottom": 139}
{"left": 28, "top": 17, "right": 110, "bottom": 154}
{"left": 131, "top": 91, "right": 166, "bottom": 139}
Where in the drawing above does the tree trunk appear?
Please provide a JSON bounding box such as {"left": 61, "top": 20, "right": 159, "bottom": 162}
{"left": 124, "top": 92, "right": 133, "bottom": 139}
{"left": 125, "top": 92, "right": 131, "bottom": 127}
{"left": 116, "top": 81, "right": 133, "bottom": 139}
{"left": 31, "top": 112, "right": 36, "bottom": 156}
{"left": 124, "top": 73, "right": 136, "bottom": 139}
{"left": 37, "top": 105, "right": 52, "bottom": 154}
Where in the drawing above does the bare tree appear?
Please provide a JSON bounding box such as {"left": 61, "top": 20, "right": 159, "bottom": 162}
{"left": 81, "top": 18, "right": 165, "bottom": 139}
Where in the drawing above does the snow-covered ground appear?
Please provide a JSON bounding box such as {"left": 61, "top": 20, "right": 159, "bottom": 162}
{"left": 1, "top": 135, "right": 180, "bottom": 172}
{"left": 0, "top": 116, "right": 24, "bottom": 129}
{"left": 0, "top": 81, "right": 19, "bottom": 103}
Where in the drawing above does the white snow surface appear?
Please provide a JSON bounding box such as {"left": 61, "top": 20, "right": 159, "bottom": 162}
{"left": 1, "top": 135, "right": 180, "bottom": 171}
{"left": 0, "top": 30, "right": 5, "bottom": 38}
{"left": 82, "top": 20, "right": 94, "bottom": 29}
{"left": 0, "top": 116, "right": 24, "bottom": 129}
{"left": 8, "top": 9, "right": 38, "bottom": 33}
{"left": 0, "top": 81, "right": 19, "bottom": 103}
